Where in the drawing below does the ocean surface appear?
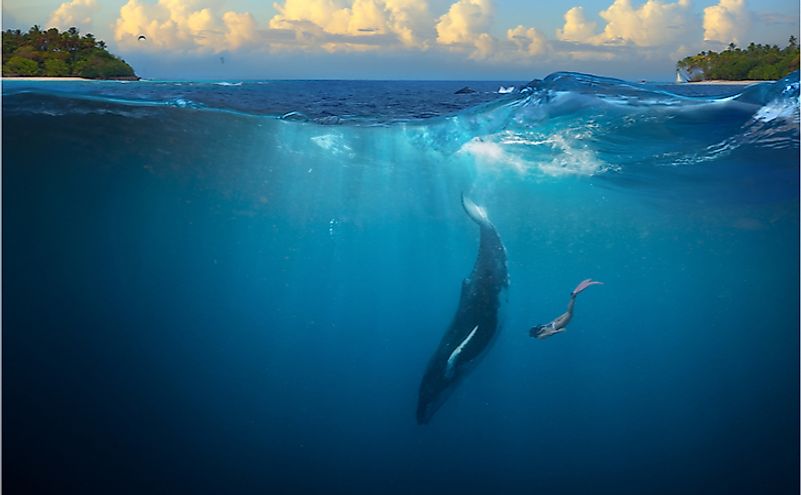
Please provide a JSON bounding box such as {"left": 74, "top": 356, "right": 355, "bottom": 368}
{"left": 3, "top": 73, "right": 799, "bottom": 494}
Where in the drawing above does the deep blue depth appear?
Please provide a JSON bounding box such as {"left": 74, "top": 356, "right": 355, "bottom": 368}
{"left": 3, "top": 73, "right": 799, "bottom": 495}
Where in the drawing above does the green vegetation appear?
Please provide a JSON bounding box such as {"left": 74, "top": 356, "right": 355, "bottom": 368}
{"left": 2, "top": 25, "right": 137, "bottom": 79}
{"left": 677, "top": 37, "right": 800, "bottom": 81}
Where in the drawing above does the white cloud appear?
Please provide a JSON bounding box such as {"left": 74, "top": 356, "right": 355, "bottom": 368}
{"left": 597, "top": 0, "right": 694, "bottom": 47}
{"left": 268, "top": 0, "right": 432, "bottom": 51}
{"left": 383, "top": 0, "right": 433, "bottom": 48}
{"left": 104, "top": 0, "right": 768, "bottom": 72}
{"left": 435, "top": 0, "right": 492, "bottom": 44}
{"left": 268, "top": 0, "right": 356, "bottom": 35}
{"left": 507, "top": 25, "right": 548, "bottom": 56}
{"left": 435, "top": 0, "right": 495, "bottom": 59}
{"left": 703, "top": 0, "right": 752, "bottom": 43}
{"left": 222, "top": 11, "right": 259, "bottom": 50}
{"left": 556, "top": 0, "right": 695, "bottom": 48}
{"left": 470, "top": 32, "right": 496, "bottom": 59}
{"left": 556, "top": 6, "right": 598, "bottom": 43}
{"left": 114, "top": 0, "right": 262, "bottom": 53}
{"left": 47, "top": 0, "right": 99, "bottom": 31}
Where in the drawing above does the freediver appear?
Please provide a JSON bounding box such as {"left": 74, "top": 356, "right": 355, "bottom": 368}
{"left": 530, "top": 279, "right": 603, "bottom": 339}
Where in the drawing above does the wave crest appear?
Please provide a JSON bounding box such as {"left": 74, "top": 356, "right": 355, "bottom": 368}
{"left": 444, "top": 71, "right": 799, "bottom": 177}
{"left": 3, "top": 72, "right": 797, "bottom": 182}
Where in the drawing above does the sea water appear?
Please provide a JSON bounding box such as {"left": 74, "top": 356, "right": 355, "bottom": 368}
{"left": 3, "top": 73, "right": 799, "bottom": 494}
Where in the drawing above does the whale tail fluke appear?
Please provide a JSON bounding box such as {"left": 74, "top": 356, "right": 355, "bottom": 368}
{"left": 461, "top": 193, "right": 490, "bottom": 227}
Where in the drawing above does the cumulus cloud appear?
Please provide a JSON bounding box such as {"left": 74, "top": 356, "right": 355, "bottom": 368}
{"left": 384, "top": 0, "right": 433, "bottom": 47}
{"left": 470, "top": 32, "right": 496, "bottom": 59}
{"left": 435, "top": 0, "right": 495, "bottom": 58}
{"left": 105, "top": 0, "right": 766, "bottom": 70}
{"left": 435, "top": 0, "right": 492, "bottom": 44}
{"left": 268, "top": 0, "right": 358, "bottom": 36}
{"left": 703, "top": 0, "right": 752, "bottom": 43}
{"left": 507, "top": 25, "right": 548, "bottom": 56}
{"left": 596, "top": 0, "right": 694, "bottom": 47}
{"left": 47, "top": 0, "right": 99, "bottom": 31}
{"left": 556, "top": 0, "right": 695, "bottom": 48}
{"left": 556, "top": 6, "right": 598, "bottom": 43}
{"left": 114, "top": 0, "right": 261, "bottom": 53}
{"left": 268, "top": 0, "right": 432, "bottom": 51}
{"left": 549, "top": 0, "right": 706, "bottom": 64}
{"left": 222, "top": 11, "right": 260, "bottom": 50}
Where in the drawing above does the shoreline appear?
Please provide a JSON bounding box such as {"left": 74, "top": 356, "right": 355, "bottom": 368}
{"left": 3, "top": 76, "right": 140, "bottom": 82}
{"left": 2, "top": 76, "right": 773, "bottom": 85}
{"left": 686, "top": 79, "right": 767, "bottom": 85}
{"left": 3, "top": 76, "right": 93, "bottom": 81}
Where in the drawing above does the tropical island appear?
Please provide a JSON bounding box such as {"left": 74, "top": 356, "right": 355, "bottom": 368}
{"left": 2, "top": 26, "right": 138, "bottom": 80}
{"left": 676, "top": 37, "right": 799, "bottom": 82}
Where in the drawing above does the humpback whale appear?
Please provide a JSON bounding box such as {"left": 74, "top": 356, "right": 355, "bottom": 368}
{"left": 416, "top": 195, "right": 509, "bottom": 424}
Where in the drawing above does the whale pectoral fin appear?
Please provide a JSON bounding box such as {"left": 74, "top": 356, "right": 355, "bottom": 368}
{"left": 444, "top": 359, "right": 456, "bottom": 380}
{"left": 445, "top": 346, "right": 461, "bottom": 379}
{"left": 445, "top": 325, "right": 479, "bottom": 379}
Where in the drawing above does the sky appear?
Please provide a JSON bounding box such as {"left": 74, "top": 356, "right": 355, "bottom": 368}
{"left": 2, "top": 0, "right": 799, "bottom": 80}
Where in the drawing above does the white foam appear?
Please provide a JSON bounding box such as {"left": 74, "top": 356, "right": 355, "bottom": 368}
{"left": 459, "top": 138, "right": 526, "bottom": 173}
{"left": 214, "top": 81, "right": 243, "bottom": 86}
{"left": 752, "top": 99, "right": 800, "bottom": 123}
{"left": 538, "top": 134, "right": 616, "bottom": 177}
{"left": 311, "top": 134, "right": 353, "bottom": 156}
{"left": 458, "top": 133, "right": 614, "bottom": 177}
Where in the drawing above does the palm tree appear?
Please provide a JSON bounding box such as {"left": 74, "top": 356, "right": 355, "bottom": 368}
{"left": 62, "top": 28, "right": 80, "bottom": 63}
{"left": 81, "top": 33, "right": 96, "bottom": 50}
{"left": 28, "top": 24, "right": 45, "bottom": 50}
{"left": 45, "top": 28, "right": 60, "bottom": 51}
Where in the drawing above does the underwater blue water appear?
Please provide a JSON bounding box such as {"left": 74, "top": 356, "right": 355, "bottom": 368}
{"left": 3, "top": 73, "right": 799, "bottom": 494}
